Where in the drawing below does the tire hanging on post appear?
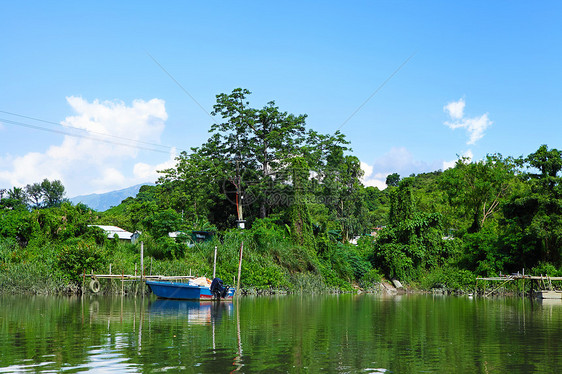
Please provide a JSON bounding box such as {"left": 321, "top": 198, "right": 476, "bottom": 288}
{"left": 89, "top": 278, "right": 101, "bottom": 293}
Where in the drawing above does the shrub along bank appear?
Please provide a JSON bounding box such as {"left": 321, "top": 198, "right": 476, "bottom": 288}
{"left": 0, "top": 213, "right": 383, "bottom": 295}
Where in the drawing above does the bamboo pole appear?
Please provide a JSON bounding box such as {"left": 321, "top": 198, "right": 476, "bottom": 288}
{"left": 213, "top": 246, "right": 218, "bottom": 279}
{"left": 140, "top": 242, "right": 144, "bottom": 281}
{"left": 236, "top": 242, "right": 244, "bottom": 297}
{"left": 485, "top": 278, "right": 513, "bottom": 297}
{"left": 140, "top": 242, "right": 144, "bottom": 297}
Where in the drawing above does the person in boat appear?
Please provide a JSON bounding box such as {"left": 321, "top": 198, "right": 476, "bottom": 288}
{"left": 210, "top": 278, "right": 230, "bottom": 299}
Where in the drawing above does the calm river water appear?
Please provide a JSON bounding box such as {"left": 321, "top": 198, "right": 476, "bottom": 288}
{"left": 0, "top": 293, "right": 561, "bottom": 373}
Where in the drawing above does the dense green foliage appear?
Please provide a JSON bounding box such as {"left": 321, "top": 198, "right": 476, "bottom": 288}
{"left": 1, "top": 90, "right": 562, "bottom": 294}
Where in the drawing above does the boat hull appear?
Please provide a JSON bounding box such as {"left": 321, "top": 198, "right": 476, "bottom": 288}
{"left": 146, "top": 280, "right": 235, "bottom": 300}
{"left": 534, "top": 290, "right": 562, "bottom": 299}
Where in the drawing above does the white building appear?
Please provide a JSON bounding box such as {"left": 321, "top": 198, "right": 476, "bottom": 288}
{"left": 88, "top": 225, "right": 136, "bottom": 242}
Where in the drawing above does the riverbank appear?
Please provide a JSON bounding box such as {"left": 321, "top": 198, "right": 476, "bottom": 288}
{"left": 1, "top": 233, "right": 558, "bottom": 298}
{"left": 3, "top": 265, "right": 547, "bottom": 298}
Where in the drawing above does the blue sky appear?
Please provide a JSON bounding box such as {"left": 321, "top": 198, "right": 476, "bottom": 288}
{"left": 1, "top": 1, "right": 561, "bottom": 197}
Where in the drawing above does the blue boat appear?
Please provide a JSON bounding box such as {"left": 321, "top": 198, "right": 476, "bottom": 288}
{"left": 146, "top": 277, "right": 235, "bottom": 300}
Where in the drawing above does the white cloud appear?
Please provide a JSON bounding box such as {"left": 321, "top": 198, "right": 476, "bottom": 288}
{"left": 360, "top": 170, "right": 388, "bottom": 190}
{"left": 444, "top": 98, "right": 465, "bottom": 120}
{"left": 444, "top": 98, "right": 492, "bottom": 145}
{"left": 94, "top": 167, "right": 126, "bottom": 186}
{"left": 133, "top": 148, "right": 177, "bottom": 180}
{"left": 361, "top": 147, "right": 444, "bottom": 189}
{"left": 360, "top": 161, "right": 387, "bottom": 189}
{"left": 0, "top": 97, "right": 172, "bottom": 196}
{"left": 360, "top": 161, "right": 373, "bottom": 179}
{"left": 374, "top": 147, "right": 421, "bottom": 171}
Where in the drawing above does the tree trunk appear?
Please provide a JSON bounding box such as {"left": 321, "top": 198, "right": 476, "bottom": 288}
{"left": 260, "top": 148, "right": 269, "bottom": 218}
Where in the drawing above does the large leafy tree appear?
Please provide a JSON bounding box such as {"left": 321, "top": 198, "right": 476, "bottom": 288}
{"left": 7, "top": 187, "right": 28, "bottom": 205}
{"left": 440, "top": 154, "right": 516, "bottom": 234}
{"left": 385, "top": 173, "right": 400, "bottom": 187}
{"left": 158, "top": 147, "right": 232, "bottom": 229}
{"left": 300, "top": 129, "right": 371, "bottom": 239}
{"left": 371, "top": 178, "right": 450, "bottom": 280}
{"left": 209, "top": 88, "right": 308, "bottom": 218}
{"left": 25, "top": 183, "right": 43, "bottom": 208}
{"left": 502, "top": 145, "right": 562, "bottom": 268}
{"left": 363, "top": 186, "right": 390, "bottom": 227}
{"left": 40, "top": 179, "right": 66, "bottom": 208}
{"left": 323, "top": 152, "right": 368, "bottom": 241}
{"left": 158, "top": 89, "right": 365, "bottom": 234}
{"left": 437, "top": 155, "right": 516, "bottom": 274}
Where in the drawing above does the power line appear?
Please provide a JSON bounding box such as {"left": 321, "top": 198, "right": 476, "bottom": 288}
{"left": 0, "top": 117, "right": 174, "bottom": 154}
{"left": 0, "top": 109, "right": 176, "bottom": 151}
{"left": 337, "top": 52, "right": 416, "bottom": 131}
{"left": 146, "top": 51, "right": 218, "bottom": 124}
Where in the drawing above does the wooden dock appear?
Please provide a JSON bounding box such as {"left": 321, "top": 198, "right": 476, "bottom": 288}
{"left": 85, "top": 274, "right": 195, "bottom": 281}
{"left": 476, "top": 274, "right": 562, "bottom": 298}
{"left": 83, "top": 272, "right": 197, "bottom": 294}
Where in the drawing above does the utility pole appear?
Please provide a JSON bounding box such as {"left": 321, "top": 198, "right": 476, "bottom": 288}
{"left": 235, "top": 160, "right": 246, "bottom": 229}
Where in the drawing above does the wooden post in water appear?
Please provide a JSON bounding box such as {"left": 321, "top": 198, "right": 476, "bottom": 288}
{"left": 522, "top": 268, "right": 525, "bottom": 297}
{"left": 82, "top": 269, "right": 86, "bottom": 294}
{"left": 140, "top": 242, "right": 144, "bottom": 297}
{"left": 140, "top": 242, "right": 144, "bottom": 281}
{"left": 213, "top": 246, "right": 218, "bottom": 279}
{"left": 236, "top": 242, "right": 244, "bottom": 297}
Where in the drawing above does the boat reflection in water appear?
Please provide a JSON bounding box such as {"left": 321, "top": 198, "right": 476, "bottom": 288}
{"left": 148, "top": 299, "right": 233, "bottom": 325}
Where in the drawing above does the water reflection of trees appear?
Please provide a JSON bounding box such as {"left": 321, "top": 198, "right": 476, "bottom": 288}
{"left": 1, "top": 295, "right": 561, "bottom": 372}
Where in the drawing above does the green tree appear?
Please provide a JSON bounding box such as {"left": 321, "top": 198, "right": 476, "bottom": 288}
{"left": 287, "top": 157, "right": 316, "bottom": 250}
{"left": 7, "top": 187, "right": 28, "bottom": 205}
{"left": 440, "top": 154, "right": 515, "bottom": 234}
{"left": 25, "top": 183, "right": 43, "bottom": 208}
{"left": 0, "top": 207, "right": 33, "bottom": 246}
{"left": 300, "top": 130, "right": 369, "bottom": 240}
{"left": 385, "top": 173, "right": 400, "bottom": 187}
{"left": 40, "top": 179, "right": 66, "bottom": 208}
{"left": 502, "top": 145, "right": 562, "bottom": 268}
{"left": 143, "top": 208, "right": 184, "bottom": 239}
{"left": 323, "top": 153, "right": 368, "bottom": 241}
{"left": 363, "top": 186, "right": 390, "bottom": 227}
{"left": 371, "top": 179, "right": 451, "bottom": 280}
{"left": 210, "top": 88, "right": 307, "bottom": 218}
{"left": 158, "top": 147, "right": 231, "bottom": 228}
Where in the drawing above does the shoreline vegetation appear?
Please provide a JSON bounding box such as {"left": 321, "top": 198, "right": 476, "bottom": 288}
{"left": 2, "top": 89, "right": 562, "bottom": 297}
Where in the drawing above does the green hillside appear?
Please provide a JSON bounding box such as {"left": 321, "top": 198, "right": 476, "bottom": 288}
{"left": 1, "top": 89, "right": 561, "bottom": 295}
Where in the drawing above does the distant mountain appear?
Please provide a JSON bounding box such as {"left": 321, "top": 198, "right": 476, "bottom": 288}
{"left": 69, "top": 183, "right": 154, "bottom": 212}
